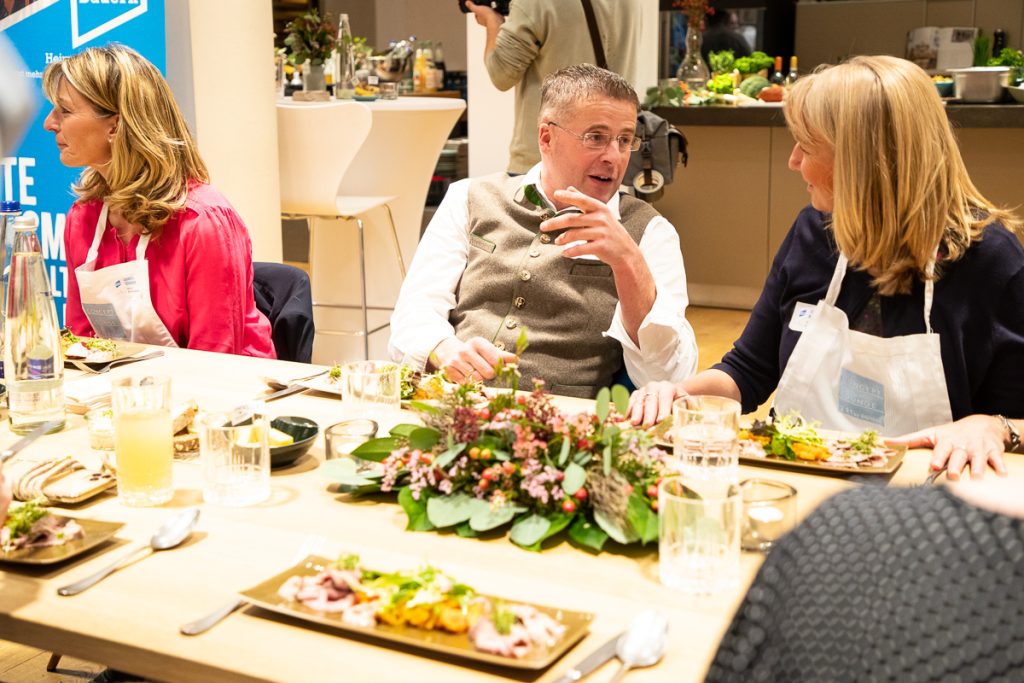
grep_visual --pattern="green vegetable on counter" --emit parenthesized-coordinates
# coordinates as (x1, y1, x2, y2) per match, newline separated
(708, 49, 735, 75)
(739, 75, 771, 98)
(706, 73, 735, 94)
(735, 51, 774, 76)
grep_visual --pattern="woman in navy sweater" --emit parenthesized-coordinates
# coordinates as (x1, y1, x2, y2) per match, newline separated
(630, 56, 1024, 477)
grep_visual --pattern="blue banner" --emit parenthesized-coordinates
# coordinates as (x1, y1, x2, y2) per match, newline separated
(1, 0, 165, 324)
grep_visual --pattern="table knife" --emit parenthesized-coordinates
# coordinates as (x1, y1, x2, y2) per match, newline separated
(0, 420, 63, 464)
(551, 632, 623, 683)
(261, 383, 309, 402)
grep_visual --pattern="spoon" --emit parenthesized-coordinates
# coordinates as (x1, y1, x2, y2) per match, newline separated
(261, 369, 330, 391)
(57, 508, 200, 597)
(606, 609, 668, 683)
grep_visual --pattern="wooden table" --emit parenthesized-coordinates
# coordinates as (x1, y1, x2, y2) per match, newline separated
(0, 346, 1000, 682)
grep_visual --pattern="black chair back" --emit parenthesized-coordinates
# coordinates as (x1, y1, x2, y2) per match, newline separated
(253, 262, 314, 363)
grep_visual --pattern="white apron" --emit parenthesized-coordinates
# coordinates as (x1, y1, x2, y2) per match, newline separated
(74, 203, 179, 347)
(773, 254, 952, 436)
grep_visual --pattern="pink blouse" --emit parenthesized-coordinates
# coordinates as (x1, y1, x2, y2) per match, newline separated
(64, 183, 276, 358)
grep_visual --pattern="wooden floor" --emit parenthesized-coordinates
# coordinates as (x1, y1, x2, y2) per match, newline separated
(0, 306, 750, 683)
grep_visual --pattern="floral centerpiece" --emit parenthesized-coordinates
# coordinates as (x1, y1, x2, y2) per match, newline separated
(673, 0, 713, 93)
(330, 335, 670, 553)
(284, 9, 336, 92)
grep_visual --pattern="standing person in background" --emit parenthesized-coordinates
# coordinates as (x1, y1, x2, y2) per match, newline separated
(42, 44, 275, 357)
(465, 0, 641, 174)
(700, 10, 751, 63)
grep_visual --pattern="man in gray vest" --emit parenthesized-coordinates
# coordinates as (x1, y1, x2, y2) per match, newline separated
(389, 64, 697, 398)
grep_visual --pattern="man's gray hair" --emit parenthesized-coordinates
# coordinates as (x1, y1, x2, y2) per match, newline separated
(538, 64, 640, 122)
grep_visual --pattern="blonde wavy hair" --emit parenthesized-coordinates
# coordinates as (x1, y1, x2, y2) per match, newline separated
(784, 55, 1022, 296)
(42, 44, 208, 238)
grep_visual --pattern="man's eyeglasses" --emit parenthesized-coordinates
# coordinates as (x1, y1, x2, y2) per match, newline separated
(545, 121, 641, 153)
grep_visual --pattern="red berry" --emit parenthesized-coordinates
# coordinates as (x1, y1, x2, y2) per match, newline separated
(646, 484, 658, 498)
(561, 499, 576, 514)
(478, 478, 490, 490)
(650, 499, 659, 512)
(502, 461, 516, 475)
(516, 395, 527, 405)
(468, 447, 480, 459)
(481, 448, 492, 459)
(555, 471, 565, 482)
(577, 438, 591, 450)
(573, 488, 588, 501)
(479, 408, 491, 420)
(481, 468, 495, 481)
(420, 452, 433, 464)
(623, 483, 634, 494)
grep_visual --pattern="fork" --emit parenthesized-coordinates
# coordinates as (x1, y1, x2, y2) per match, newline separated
(68, 350, 165, 374)
(921, 466, 947, 486)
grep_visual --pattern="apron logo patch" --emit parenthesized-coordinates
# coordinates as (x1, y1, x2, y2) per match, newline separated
(837, 368, 885, 426)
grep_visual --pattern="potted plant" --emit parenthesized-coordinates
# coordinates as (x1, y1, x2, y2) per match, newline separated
(284, 9, 336, 92)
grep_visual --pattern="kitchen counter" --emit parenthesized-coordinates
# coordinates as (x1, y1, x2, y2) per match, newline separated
(655, 102, 1024, 128)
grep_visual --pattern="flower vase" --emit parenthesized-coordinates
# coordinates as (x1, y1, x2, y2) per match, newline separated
(303, 61, 326, 92)
(677, 28, 710, 94)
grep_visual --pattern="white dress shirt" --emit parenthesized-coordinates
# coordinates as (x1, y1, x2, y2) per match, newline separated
(388, 164, 698, 386)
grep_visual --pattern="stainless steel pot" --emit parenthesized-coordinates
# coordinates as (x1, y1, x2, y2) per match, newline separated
(949, 66, 1010, 103)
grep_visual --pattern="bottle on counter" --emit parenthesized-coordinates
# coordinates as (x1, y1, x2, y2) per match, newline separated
(770, 56, 785, 85)
(992, 29, 1007, 57)
(784, 56, 799, 88)
(413, 47, 428, 93)
(422, 40, 437, 93)
(4, 213, 65, 434)
(0, 200, 20, 391)
(434, 41, 446, 91)
(335, 13, 356, 99)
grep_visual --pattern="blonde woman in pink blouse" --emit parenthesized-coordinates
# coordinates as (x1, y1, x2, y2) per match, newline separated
(42, 44, 274, 357)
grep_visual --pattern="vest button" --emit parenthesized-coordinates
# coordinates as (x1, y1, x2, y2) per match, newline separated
(519, 270, 531, 281)
(514, 296, 525, 308)
(529, 248, 540, 258)
(494, 340, 506, 350)
(506, 318, 518, 329)
(539, 234, 551, 244)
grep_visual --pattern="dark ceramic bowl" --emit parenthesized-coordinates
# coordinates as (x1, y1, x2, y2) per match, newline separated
(270, 416, 319, 468)
(934, 80, 954, 98)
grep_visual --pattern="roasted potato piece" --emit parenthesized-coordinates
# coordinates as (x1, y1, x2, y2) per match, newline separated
(791, 441, 829, 461)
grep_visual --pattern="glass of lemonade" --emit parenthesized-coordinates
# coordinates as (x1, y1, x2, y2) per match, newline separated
(112, 376, 174, 507)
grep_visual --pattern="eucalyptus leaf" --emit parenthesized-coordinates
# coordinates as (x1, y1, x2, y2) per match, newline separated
(567, 516, 609, 553)
(408, 427, 441, 451)
(562, 462, 586, 496)
(573, 452, 592, 466)
(320, 459, 378, 488)
(611, 384, 630, 416)
(595, 387, 610, 423)
(469, 501, 526, 532)
(603, 442, 612, 475)
(517, 512, 577, 551)
(594, 509, 639, 545)
(398, 487, 434, 532)
(426, 492, 477, 528)
(626, 493, 660, 545)
(408, 400, 441, 416)
(351, 437, 401, 462)
(558, 437, 572, 467)
(510, 514, 551, 548)
(434, 443, 466, 469)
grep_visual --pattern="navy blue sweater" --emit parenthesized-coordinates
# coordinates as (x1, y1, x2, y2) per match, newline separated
(715, 206, 1024, 420)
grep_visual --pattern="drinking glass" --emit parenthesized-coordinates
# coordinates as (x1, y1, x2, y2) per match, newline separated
(112, 376, 174, 507)
(340, 361, 400, 418)
(740, 479, 798, 552)
(672, 395, 741, 479)
(379, 82, 398, 100)
(659, 477, 741, 594)
(199, 406, 271, 507)
(324, 419, 378, 460)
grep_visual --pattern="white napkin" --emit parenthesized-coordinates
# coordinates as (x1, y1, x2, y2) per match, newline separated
(64, 375, 113, 414)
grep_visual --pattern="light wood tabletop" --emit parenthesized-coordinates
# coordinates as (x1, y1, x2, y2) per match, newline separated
(0, 346, 1011, 683)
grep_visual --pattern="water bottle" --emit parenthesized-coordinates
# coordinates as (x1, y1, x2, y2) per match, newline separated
(0, 200, 21, 389)
(335, 13, 355, 99)
(5, 213, 65, 434)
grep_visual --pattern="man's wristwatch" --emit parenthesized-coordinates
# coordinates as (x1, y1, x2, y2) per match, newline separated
(996, 414, 1020, 451)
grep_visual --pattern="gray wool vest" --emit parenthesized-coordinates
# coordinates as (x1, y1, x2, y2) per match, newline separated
(450, 173, 659, 398)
